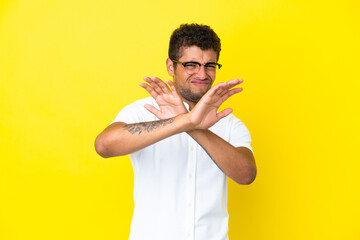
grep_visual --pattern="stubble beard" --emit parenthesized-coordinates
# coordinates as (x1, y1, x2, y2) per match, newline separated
(175, 83, 211, 103)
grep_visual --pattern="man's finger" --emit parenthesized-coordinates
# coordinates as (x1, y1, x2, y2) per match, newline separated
(152, 77, 171, 94)
(144, 104, 162, 119)
(220, 88, 243, 102)
(217, 108, 233, 120)
(222, 79, 243, 91)
(208, 79, 243, 98)
(144, 77, 163, 95)
(166, 79, 177, 93)
(148, 76, 169, 95)
(143, 76, 164, 95)
(228, 78, 243, 86)
(140, 82, 159, 99)
(206, 82, 227, 97)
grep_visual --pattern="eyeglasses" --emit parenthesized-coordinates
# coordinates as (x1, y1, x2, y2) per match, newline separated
(172, 59, 222, 75)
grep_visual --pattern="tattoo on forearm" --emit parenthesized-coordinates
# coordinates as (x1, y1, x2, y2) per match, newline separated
(122, 118, 174, 135)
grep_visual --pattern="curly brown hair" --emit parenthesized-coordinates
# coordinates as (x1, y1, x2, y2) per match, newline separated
(168, 23, 221, 62)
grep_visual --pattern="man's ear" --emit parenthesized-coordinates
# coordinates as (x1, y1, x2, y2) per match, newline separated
(166, 58, 174, 77)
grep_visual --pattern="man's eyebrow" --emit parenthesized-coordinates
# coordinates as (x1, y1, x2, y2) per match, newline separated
(184, 61, 217, 64)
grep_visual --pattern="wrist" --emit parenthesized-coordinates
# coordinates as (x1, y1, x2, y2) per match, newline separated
(176, 112, 196, 132)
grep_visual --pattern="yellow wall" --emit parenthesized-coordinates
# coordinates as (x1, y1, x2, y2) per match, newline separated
(1, 0, 359, 239)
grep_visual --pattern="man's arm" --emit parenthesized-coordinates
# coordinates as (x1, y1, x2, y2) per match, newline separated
(185, 80, 256, 184)
(187, 129, 256, 184)
(186, 80, 256, 184)
(95, 115, 188, 158)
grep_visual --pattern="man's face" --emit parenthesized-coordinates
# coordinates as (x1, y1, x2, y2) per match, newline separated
(168, 46, 218, 103)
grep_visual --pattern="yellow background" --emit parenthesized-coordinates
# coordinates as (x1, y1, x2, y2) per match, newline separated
(1, 0, 359, 239)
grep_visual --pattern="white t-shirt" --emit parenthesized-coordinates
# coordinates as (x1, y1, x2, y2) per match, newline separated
(112, 97, 253, 240)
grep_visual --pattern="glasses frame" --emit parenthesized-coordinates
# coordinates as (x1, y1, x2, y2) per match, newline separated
(171, 59, 222, 75)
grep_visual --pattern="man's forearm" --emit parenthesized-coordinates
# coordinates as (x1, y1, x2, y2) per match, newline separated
(95, 114, 191, 158)
(187, 129, 257, 185)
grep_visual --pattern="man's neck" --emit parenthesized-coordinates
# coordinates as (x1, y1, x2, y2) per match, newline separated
(182, 98, 197, 111)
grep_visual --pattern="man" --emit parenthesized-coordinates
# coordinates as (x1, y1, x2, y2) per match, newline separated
(95, 23, 256, 240)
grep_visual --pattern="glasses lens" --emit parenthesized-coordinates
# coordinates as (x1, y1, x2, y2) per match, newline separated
(184, 62, 200, 74)
(181, 62, 221, 75)
(205, 63, 218, 74)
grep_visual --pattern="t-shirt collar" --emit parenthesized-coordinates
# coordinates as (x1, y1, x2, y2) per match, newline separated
(183, 101, 190, 111)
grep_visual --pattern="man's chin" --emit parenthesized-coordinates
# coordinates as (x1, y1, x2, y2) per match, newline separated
(178, 85, 211, 103)
(182, 91, 206, 103)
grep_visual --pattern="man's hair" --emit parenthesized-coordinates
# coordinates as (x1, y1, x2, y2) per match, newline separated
(168, 23, 221, 62)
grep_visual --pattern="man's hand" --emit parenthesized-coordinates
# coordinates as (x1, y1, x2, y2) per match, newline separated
(188, 79, 243, 129)
(140, 77, 243, 130)
(140, 76, 188, 120)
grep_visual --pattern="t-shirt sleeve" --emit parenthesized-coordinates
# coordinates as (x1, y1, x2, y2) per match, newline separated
(228, 114, 253, 153)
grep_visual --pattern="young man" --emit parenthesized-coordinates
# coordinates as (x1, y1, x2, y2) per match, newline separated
(95, 23, 256, 240)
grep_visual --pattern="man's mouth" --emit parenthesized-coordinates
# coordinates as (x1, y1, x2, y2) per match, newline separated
(190, 80, 210, 86)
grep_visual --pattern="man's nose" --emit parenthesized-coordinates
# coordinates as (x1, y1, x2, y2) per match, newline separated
(196, 65, 207, 79)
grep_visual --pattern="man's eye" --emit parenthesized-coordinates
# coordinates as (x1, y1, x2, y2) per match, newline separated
(185, 63, 198, 68)
(206, 64, 216, 69)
